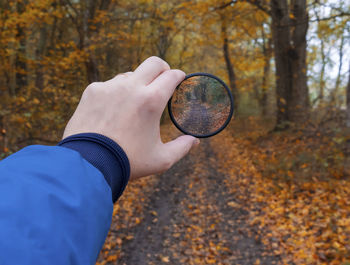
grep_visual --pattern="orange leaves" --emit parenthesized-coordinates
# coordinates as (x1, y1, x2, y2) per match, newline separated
(213, 126, 350, 265)
(97, 173, 158, 263)
(227, 201, 239, 208)
(96, 254, 118, 265)
(160, 255, 170, 263)
(105, 255, 117, 262)
(210, 126, 350, 264)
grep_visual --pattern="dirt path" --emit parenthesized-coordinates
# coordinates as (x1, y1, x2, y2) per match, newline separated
(100, 138, 281, 265)
(181, 100, 211, 135)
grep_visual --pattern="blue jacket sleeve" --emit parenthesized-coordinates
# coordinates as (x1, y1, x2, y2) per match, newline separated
(0, 133, 130, 265)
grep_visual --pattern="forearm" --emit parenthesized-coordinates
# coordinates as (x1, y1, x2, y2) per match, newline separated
(0, 134, 130, 264)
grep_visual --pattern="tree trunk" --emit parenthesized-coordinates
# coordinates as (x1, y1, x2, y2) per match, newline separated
(15, 1, 28, 94)
(83, 0, 100, 83)
(334, 32, 345, 105)
(261, 26, 272, 117)
(35, 26, 48, 90)
(220, 14, 238, 113)
(319, 37, 326, 104)
(69, 0, 108, 83)
(0, 115, 4, 153)
(270, 0, 292, 128)
(290, 0, 309, 120)
(346, 61, 350, 128)
(261, 56, 271, 116)
(85, 58, 100, 83)
(270, 0, 309, 129)
(344, 61, 350, 173)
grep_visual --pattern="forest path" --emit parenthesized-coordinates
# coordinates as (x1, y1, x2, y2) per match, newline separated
(98, 135, 281, 265)
(181, 99, 211, 135)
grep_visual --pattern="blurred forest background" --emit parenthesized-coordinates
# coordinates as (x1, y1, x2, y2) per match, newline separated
(0, 0, 349, 152)
(1, 0, 350, 264)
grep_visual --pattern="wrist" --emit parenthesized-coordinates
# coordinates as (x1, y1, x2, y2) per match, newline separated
(58, 133, 130, 202)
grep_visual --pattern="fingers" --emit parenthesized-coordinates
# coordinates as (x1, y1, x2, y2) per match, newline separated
(148, 69, 185, 102)
(163, 135, 200, 169)
(133, 56, 170, 85)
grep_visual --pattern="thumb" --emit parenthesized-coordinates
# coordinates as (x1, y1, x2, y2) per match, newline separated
(163, 135, 200, 166)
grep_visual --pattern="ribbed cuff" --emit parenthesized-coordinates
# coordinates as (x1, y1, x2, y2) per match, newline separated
(58, 133, 130, 203)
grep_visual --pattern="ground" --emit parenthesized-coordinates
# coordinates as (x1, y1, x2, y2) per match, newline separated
(97, 125, 282, 265)
(97, 120, 350, 265)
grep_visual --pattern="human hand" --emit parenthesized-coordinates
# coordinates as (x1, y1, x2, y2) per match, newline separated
(62, 56, 199, 179)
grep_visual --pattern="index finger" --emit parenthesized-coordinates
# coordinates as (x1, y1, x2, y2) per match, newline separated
(133, 56, 170, 85)
(147, 69, 185, 104)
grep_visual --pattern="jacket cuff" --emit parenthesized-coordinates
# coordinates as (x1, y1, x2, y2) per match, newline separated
(58, 133, 130, 203)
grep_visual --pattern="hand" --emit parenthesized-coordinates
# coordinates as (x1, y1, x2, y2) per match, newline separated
(62, 56, 200, 179)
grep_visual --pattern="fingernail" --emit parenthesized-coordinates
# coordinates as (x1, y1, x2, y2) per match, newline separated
(174, 69, 186, 79)
(194, 138, 200, 146)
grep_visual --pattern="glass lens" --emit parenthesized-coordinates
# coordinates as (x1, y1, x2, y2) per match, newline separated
(170, 75, 231, 136)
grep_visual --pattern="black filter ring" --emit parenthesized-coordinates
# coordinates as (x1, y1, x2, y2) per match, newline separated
(168, 72, 234, 138)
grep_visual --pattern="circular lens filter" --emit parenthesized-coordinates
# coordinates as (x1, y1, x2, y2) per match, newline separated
(168, 73, 234, 138)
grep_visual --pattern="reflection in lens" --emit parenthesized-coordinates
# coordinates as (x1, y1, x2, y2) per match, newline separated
(170, 75, 231, 136)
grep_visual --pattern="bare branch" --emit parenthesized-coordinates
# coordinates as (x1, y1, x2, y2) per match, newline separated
(244, 0, 270, 15)
(215, 0, 238, 10)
